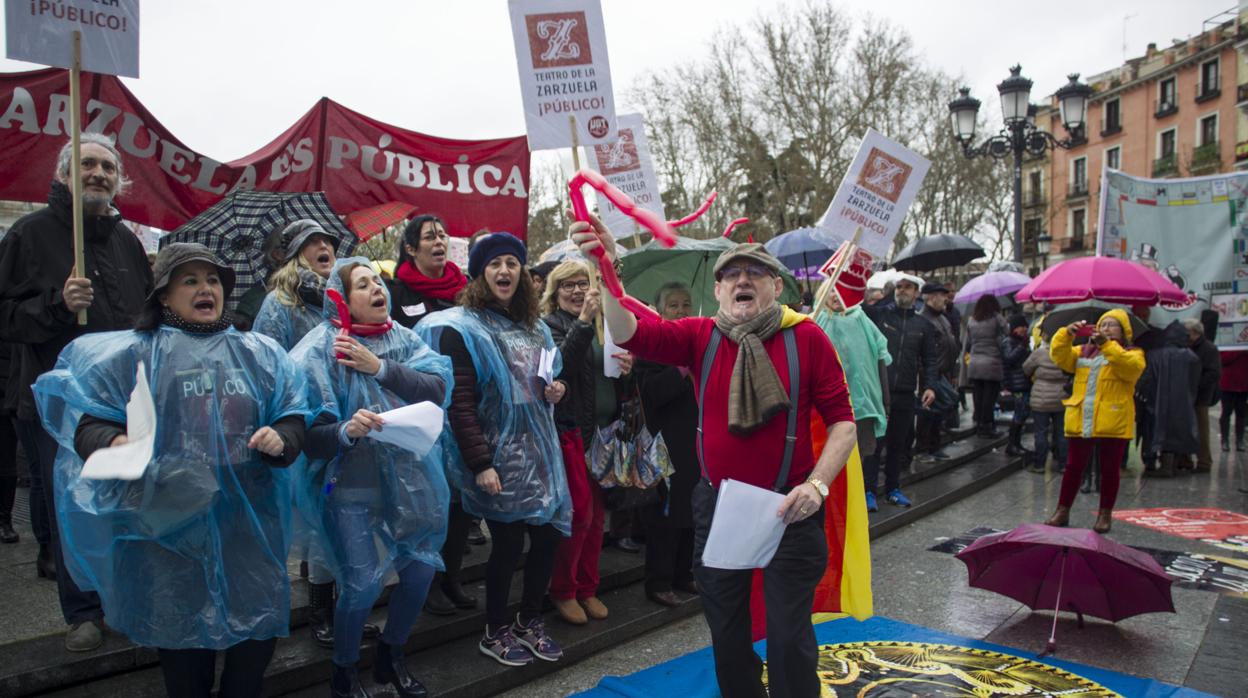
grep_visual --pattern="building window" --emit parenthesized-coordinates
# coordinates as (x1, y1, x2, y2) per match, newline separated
(1028, 170, 1042, 205)
(1199, 113, 1218, 146)
(1071, 156, 1088, 195)
(1071, 208, 1086, 244)
(1106, 146, 1121, 171)
(1159, 128, 1177, 158)
(1199, 59, 1220, 98)
(1024, 217, 1043, 254)
(1158, 77, 1177, 115)
(1102, 98, 1121, 134)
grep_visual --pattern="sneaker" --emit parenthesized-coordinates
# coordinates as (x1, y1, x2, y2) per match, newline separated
(478, 626, 533, 667)
(929, 449, 950, 460)
(865, 492, 878, 512)
(512, 614, 563, 662)
(886, 489, 912, 508)
(65, 620, 103, 652)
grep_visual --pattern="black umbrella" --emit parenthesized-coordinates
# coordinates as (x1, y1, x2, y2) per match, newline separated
(891, 234, 985, 271)
(1039, 301, 1151, 342)
(163, 191, 358, 308)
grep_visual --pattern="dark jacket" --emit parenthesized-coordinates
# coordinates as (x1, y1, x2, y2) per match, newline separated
(634, 359, 698, 527)
(1221, 350, 1248, 393)
(1191, 336, 1221, 406)
(0, 181, 152, 419)
(1139, 321, 1200, 456)
(918, 304, 956, 378)
(866, 302, 939, 396)
(388, 279, 459, 329)
(1000, 333, 1031, 393)
(542, 309, 597, 442)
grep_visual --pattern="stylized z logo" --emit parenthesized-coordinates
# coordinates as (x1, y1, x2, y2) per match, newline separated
(865, 156, 905, 194)
(537, 19, 580, 62)
(604, 132, 634, 169)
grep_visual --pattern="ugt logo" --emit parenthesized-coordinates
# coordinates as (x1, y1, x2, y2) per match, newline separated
(593, 128, 640, 175)
(856, 147, 912, 204)
(526, 12, 593, 68)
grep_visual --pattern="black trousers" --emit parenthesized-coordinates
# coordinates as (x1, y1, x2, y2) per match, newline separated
(867, 397, 915, 493)
(483, 519, 563, 628)
(913, 410, 942, 453)
(692, 480, 827, 698)
(1221, 391, 1247, 443)
(18, 419, 102, 624)
(0, 417, 16, 526)
(441, 501, 473, 583)
(157, 638, 277, 698)
(12, 418, 49, 544)
(971, 379, 1000, 427)
(640, 500, 694, 594)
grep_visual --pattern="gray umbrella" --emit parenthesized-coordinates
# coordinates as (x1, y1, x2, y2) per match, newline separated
(891, 234, 985, 272)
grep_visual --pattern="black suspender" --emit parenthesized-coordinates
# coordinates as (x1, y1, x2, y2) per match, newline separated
(696, 327, 800, 492)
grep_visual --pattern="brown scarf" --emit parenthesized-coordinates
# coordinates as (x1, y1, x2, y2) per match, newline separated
(714, 304, 789, 435)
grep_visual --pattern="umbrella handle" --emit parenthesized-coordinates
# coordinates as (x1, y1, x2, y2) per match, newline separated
(1047, 547, 1069, 652)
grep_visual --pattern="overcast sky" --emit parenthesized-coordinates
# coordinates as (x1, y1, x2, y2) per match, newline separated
(1, 0, 1238, 161)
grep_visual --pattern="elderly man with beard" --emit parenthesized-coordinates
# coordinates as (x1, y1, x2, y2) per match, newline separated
(571, 217, 856, 698)
(0, 133, 152, 652)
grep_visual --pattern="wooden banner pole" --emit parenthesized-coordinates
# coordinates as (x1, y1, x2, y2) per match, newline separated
(69, 30, 87, 326)
(568, 114, 582, 172)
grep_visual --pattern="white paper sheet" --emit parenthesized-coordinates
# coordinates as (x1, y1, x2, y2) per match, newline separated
(81, 362, 156, 481)
(364, 402, 445, 458)
(700, 479, 789, 570)
(602, 319, 623, 378)
(537, 348, 557, 385)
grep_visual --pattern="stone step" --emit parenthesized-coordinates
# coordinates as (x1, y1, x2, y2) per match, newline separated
(869, 449, 1024, 540)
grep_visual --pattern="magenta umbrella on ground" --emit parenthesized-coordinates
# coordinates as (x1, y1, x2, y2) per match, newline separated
(954, 270, 1032, 305)
(1014, 256, 1188, 306)
(955, 523, 1174, 655)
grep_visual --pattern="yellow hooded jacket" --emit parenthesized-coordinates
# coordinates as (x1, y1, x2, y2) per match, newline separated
(1049, 308, 1146, 439)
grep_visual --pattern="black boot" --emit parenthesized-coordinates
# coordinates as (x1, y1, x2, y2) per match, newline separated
(422, 573, 456, 616)
(442, 576, 478, 610)
(373, 641, 428, 698)
(309, 581, 336, 648)
(35, 543, 56, 580)
(330, 662, 370, 698)
(0, 475, 18, 544)
(1005, 424, 1027, 456)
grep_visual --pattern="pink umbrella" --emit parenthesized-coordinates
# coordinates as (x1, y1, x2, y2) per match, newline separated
(1014, 256, 1188, 306)
(955, 523, 1174, 655)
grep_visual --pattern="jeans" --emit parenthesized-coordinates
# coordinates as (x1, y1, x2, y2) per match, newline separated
(550, 430, 604, 600)
(1220, 391, 1247, 444)
(1031, 410, 1067, 468)
(158, 638, 277, 698)
(484, 519, 563, 629)
(18, 419, 102, 624)
(692, 480, 826, 698)
(327, 502, 436, 666)
(1011, 391, 1030, 426)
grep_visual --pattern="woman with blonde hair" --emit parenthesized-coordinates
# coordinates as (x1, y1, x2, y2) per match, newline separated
(253, 220, 340, 351)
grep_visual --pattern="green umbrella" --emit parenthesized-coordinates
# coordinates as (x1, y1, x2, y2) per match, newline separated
(620, 237, 801, 317)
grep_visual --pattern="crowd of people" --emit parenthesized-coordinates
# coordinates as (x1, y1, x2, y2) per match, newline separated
(0, 133, 1242, 698)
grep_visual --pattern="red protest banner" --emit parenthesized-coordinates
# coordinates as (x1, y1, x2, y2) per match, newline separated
(0, 68, 531, 238)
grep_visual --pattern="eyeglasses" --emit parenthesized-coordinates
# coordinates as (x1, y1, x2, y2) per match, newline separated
(717, 264, 772, 282)
(559, 280, 592, 291)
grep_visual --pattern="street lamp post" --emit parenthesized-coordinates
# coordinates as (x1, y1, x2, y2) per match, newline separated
(949, 66, 1092, 264)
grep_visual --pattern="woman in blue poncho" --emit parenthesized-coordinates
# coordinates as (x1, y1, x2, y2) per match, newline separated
(415, 233, 572, 668)
(33, 243, 309, 698)
(253, 219, 340, 351)
(291, 258, 451, 698)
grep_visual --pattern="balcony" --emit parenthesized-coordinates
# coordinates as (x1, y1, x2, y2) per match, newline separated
(1153, 154, 1179, 177)
(1196, 85, 1221, 104)
(1100, 123, 1122, 137)
(1023, 191, 1046, 208)
(1155, 99, 1178, 118)
(1191, 141, 1221, 173)
(1066, 181, 1090, 201)
(1063, 236, 1086, 253)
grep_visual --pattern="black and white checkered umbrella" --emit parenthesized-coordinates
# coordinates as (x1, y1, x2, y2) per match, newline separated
(163, 191, 358, 309)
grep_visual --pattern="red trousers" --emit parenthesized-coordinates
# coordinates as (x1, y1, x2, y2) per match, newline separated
(1059, 437, 1127, 510)
(550, 430, 605, 600)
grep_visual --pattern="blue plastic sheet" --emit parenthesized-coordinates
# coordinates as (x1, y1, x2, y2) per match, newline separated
(289, 258, 453, 610)
(416, 307, 571, 534)
(33, 327, 310, 650)
(253, 291, 323, 350)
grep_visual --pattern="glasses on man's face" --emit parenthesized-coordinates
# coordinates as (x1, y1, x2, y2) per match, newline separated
(559, 280, 592, 292)
(717, 264, 771, 282)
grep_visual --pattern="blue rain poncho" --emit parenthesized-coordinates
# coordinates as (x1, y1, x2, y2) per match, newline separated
(416, 307, 571, 534)
(814, 305, 892, 437)
(254, 291, 323, 350)
(33, 327, 309, 650)
(289, 258, 453, 609)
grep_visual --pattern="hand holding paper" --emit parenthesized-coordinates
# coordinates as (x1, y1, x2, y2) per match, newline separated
(700, 479, 789, 570)
(81, 362, 155, 481)
(363, 402, 444, 459)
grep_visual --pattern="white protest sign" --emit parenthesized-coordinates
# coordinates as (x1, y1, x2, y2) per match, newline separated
(508, 0, 616, 151)
(5, 0, 140, 78)
(591, 113, 665, 239)
(815, 129, 930, 259)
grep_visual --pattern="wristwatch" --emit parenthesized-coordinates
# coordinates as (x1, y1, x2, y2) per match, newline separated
(805, 476, 828, 500)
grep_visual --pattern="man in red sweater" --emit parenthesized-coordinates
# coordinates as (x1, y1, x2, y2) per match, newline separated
(571, 218, 857, 698)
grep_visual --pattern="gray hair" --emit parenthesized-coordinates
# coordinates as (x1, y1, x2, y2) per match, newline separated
(1181, 318, 1204, 335)
(54, 132, 130, 196)
(654, 281, 691, 309)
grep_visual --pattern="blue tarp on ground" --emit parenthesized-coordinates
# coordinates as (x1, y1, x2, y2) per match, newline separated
(574, 616, 1215, 697)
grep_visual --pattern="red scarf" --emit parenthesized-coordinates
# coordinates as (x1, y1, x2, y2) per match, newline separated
(324, 289, 393, 360)
(396, 259, 467, 302)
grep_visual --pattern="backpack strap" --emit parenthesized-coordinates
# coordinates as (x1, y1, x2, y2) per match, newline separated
(696, 326, 801, 492)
